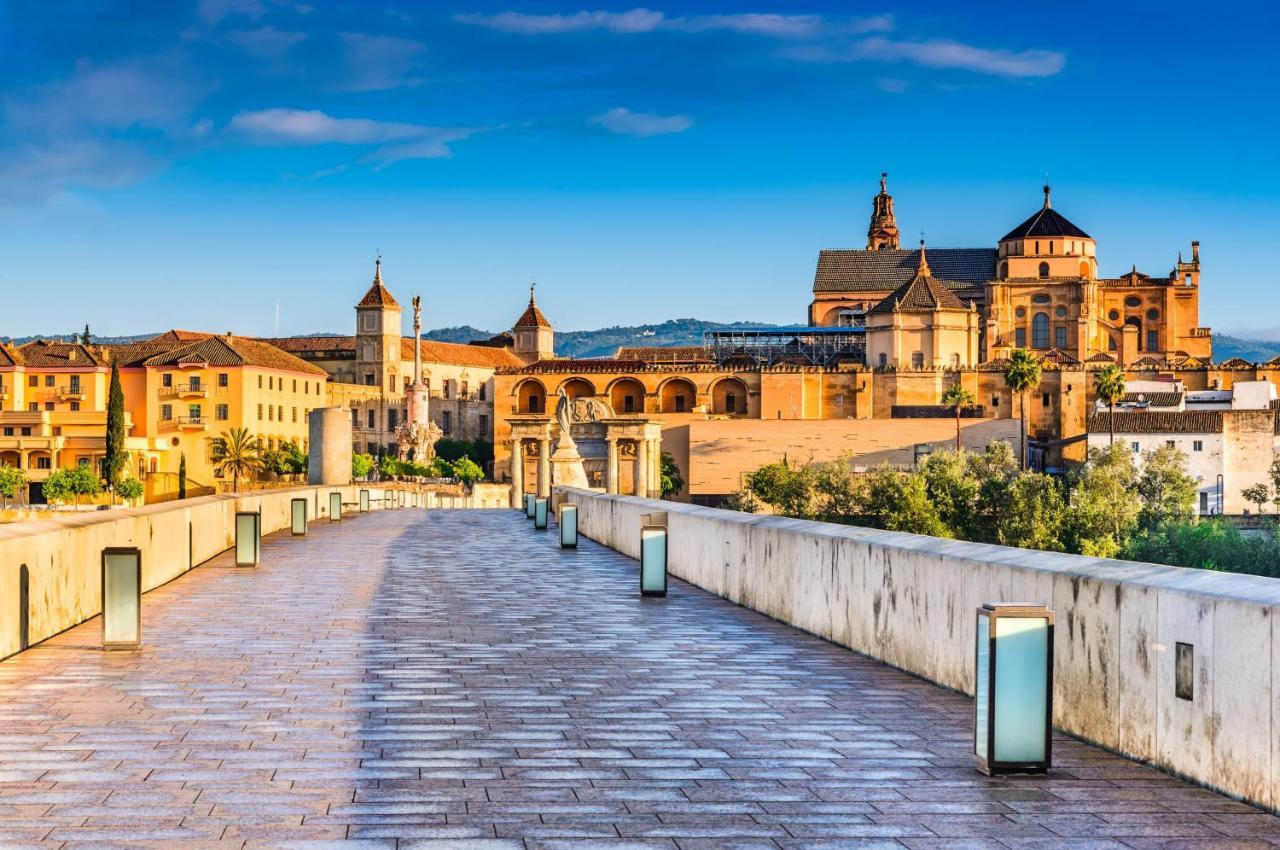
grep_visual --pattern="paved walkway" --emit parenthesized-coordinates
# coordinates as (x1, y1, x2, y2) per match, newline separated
(2, 510, 1279, 849)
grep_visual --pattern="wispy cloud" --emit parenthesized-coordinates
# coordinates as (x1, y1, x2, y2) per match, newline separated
(590, 107, 693, 137)
(453, 8, 884, 39)
(226, 26, 307, 60)
(198, 0, 266, 26)
(336, 32, 426, 91)
(789, 35, 1066, 78)
(229, 108, 483, 167)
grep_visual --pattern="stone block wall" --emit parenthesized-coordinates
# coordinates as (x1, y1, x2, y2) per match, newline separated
(559, 487, 1280, 812)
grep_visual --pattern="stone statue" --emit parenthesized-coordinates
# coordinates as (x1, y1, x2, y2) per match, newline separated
(549, 388, 591, 489)
(397, 417, 442, 463)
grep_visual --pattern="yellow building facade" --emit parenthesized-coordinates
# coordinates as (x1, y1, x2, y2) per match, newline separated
(0, 333, 326, 503)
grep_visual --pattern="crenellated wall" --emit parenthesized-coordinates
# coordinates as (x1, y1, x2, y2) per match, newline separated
(559, 487, 1280, 813)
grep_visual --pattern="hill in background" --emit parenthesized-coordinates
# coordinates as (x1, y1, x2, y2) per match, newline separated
(9, 323, 1280, 364)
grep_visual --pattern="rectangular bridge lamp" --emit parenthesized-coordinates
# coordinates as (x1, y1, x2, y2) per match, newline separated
(560, 504, 578, 548)
(235, 511, 261, 567)
(534, 497, 548, 529)
(640, 524, 668, 597)
(329, 491, 342, 522)
(359, 489, 370, 513)
(974, 602, 1054, 775)
(102, 547, 142, 649)
(291, 497, 307, 536)
(525, 493, 536, 518)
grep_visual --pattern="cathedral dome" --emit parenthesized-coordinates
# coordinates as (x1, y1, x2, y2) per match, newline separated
(997, 185, 1097, 280)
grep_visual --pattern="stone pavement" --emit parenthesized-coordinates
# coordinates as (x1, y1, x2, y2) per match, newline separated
(2, 510, 1279, 849)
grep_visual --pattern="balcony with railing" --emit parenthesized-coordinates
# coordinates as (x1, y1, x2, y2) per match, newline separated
(57, 384, 85, 401)
(163, 382, 209, 399)
(177, 415, 207, 430)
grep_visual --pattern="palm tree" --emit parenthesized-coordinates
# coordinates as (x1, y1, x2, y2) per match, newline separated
(1093, 364, 1127, 446)
(211, 427, 263, 492)
(1003, 349, 1042, 469)
(941, 384, 976, 452)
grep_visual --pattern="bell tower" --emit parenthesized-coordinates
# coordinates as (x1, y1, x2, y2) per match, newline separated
(355, 256, 403, 392)
(867, 172, 900, 251)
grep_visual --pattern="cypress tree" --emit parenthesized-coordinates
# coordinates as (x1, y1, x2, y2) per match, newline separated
(104, 360, 126, 492)
(178, 453, 187, 500)
(81, 323, 91, 345)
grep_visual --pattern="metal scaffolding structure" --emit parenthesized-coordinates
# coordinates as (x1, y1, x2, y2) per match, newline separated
(703, 326, 867, 367)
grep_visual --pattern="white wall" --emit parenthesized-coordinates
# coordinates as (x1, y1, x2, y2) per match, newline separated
(560, 487, 1280, 813)
(1087, 432, 1223, 514)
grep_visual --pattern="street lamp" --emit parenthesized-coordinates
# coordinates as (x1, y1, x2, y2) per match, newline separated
(640, 513, 667, 597)
(359, 489, 370, 512)
(974, 602, 1054, 775)
(235, 511, 261, 567)
(525, 492, 536, 518)
(329, 491, 342, 522)
(101, 547, 142, 650)
(534, 497, 548, 529)
(291, 497, 307, 536)
(559, 504, 578, 548)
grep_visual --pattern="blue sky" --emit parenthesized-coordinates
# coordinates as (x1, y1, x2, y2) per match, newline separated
(1, 1, 1277, 339)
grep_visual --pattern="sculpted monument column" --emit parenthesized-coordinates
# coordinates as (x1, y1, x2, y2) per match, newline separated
(633, 438, 648, 498)
(606, 437, 620, 494)
(537, 437, 551, 499)
(509, 438, 524, 508)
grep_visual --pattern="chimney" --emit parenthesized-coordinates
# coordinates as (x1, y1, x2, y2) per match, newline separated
(1191, 240, 1200, 263)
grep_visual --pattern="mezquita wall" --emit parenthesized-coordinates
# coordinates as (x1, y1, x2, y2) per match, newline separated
(561, 487, 1280, 812)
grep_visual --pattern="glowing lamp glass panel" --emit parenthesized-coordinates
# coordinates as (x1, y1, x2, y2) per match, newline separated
(291, 498, 307, 536)
(534, 498, 548, 529)
(640, 526, 667, 597)
(560, 504, 578, 548)
(102, 548, 141, 648)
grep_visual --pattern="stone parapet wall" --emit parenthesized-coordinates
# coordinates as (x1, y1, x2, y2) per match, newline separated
(0, 484, 390, 660)
(559, 487, 1280, 812)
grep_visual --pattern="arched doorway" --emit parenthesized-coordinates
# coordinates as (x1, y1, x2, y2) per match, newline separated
(1125, 317, 1143, 350)
(660, 378, 697, 413)
(516, 379, 547, 414)
(711, 378, 749, 415)
(609, 378, 646, 414)
(559, 378, 595, 399)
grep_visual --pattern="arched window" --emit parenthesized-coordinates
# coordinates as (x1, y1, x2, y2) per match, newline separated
(1038, 262, 1050, 278)
(999, 261, 1008, 278)
(1032, 312, 1050, 348)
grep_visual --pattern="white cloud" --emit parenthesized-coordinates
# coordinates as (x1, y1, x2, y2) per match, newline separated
(454, 9, 665, 34)
(336, 32, 426, 91)
(453, 8, 870, 39)
(590, 107, 693, 137)
(198, 0, 266, 25)
(227, 26, 307, 60)
(229, 108, 484, 166)
(792, 35, 1066, 78)
(228, 108, 429, 144)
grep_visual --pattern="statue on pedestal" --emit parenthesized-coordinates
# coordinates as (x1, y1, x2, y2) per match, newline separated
(396, 295, 443, 462)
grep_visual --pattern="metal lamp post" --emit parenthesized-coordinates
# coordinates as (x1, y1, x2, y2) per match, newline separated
(974, 602, 1054, 775)
(291, 497, 307, 536)
(101, 547, 142, 649)
(559, 503, 578, 548)
(235, 511, 261, 567)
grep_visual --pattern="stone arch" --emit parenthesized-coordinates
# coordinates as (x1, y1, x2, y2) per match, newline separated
(710, 376, 749, 415)
(608, 377, 646, 414)
(658, 377, 698, 413)
(0, 450, 19, 468)
(515, 378, 547, 414)
(558, 377, 596, 399)
(1079, 259, 1090, 278)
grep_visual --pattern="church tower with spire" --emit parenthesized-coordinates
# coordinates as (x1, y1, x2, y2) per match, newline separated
(355, 256, 403, 392)
(512, 283, 555, 363)
(867, 172, 900, 251)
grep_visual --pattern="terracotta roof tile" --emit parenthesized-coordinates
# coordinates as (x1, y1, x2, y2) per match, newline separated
(16, 340, 108, 368)
(1090, 411, 1222, 434)
(615, 346, 710, 363)
(507, 358, 647, 374)
(1122, 391, 1182, 407)
(398, 338, 523, 368)
(868, 273, 968, 315)
(514, 296, 552, 329)
(112, 336, 327, 375)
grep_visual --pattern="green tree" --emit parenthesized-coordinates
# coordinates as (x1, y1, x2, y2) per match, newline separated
(1093, 364, 1127, 446)
(283, 440, 308, 475)
(862, 466, 950, 537)
(1136, 445, 1198, 530)
(352, 452, 374, 479)
(1242, 482, 1271, 515)
(1270, 459, 1280, 515)
(103, 361, 127, 494)
(659, 452, 684, 499)
(1064, 443, 1141, 558)
(115, 477, 144, 505)
(940, 384, 976, 452)
(807, 455, 861, 521)
(44, 465, 103, 507)
(380, 456, 403, 478)
(177, 452, 187, 500)
(746, 459, 812, 517)
(451, 456, 484, 484)
(998, 472, 1065, 551)
(968, 441, 1020, 543)
(0, 463, 25, 508)
(81, 323, 91, 344)
(211, 427, 262, 492)
(260, 448, 290, 476)
(920, 449, 979, 538)
(1003, 349, 1042, 469)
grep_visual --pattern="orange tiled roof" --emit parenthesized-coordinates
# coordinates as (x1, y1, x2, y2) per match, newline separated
(15, 340, 109, 368)
(514, 293, 552, 329)
(356, 260, 401, 309)
(615, 346, 711, 363)
(145, 329, 214, 343)
(112, 335, 327, 375)
(398, 338, 523, 368)
(1090, 411, 1222, 434)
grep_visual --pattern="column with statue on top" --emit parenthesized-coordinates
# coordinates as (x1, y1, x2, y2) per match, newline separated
(397, 295, 443, 463)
